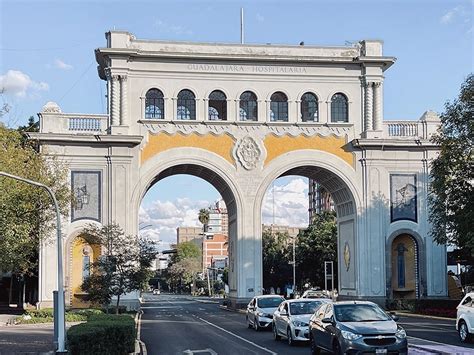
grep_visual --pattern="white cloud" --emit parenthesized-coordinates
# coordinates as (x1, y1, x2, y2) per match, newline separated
(139, 198, 210, 244)
(262, 178, 309, 227)
(54, 59, 73, 70)
(256, 13, 265, 23)
(154, 19, 193, 36)
(440, 5, 465, 24)
(0, 70, 49, 98)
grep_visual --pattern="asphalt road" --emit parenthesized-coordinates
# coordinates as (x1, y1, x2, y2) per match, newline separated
(140, 293, 474, 355)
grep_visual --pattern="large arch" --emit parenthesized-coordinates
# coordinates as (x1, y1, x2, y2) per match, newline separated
(255, 149, 362, 297)
(130, 147, 246, 298)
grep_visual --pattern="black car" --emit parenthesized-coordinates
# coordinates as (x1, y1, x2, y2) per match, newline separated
(309, 301, 408, 355)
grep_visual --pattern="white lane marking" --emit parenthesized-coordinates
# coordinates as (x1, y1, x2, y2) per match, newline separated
(408, 335, 474, 351)
(183, 349, 218, 354)
(197, 317, 277, 355)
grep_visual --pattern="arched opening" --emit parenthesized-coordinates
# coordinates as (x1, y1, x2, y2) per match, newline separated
(138, 164, 238, 296)
(177, 89, 196, 120)
(301, 92, 319, 122)
(258, 162, 358, 299)
(331, 93, 349, 123)
(390, 233, 419, 299)
(270, 92, 288, 122)
(69, 235, 101, 308)
(239, 91, 258, 121)
(145, 88, 164, 119)
(208, 90, 227, 120)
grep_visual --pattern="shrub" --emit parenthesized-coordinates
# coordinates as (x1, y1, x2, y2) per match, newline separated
(25, 308, 54, 318)
(67, 314, 136, 355)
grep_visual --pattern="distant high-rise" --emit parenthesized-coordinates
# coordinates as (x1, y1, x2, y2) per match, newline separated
(308, 179, 334, 222)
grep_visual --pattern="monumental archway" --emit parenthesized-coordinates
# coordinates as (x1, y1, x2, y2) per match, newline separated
(33, 31, 447, 309)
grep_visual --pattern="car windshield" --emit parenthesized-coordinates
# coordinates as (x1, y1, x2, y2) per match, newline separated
(257, 297, 283, 308)
(334, 304, 391, 322)
(290, 301, 325, 315)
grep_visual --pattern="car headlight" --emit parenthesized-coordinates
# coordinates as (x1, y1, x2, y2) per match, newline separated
(396, 327, 406, 339)
(341, 330, 362, 340)
(292, 320, 308, 327)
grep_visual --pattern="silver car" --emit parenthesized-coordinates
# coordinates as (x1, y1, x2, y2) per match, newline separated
(246, 295, 285, 331)
(273, 299, 331, 345)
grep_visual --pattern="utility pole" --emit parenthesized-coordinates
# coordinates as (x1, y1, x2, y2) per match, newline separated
(292, 237, 296, 294)
(0, 172, 66, 353)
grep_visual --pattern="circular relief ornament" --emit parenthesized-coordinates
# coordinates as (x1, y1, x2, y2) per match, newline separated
(236, 136, 261, 170)
(344, 242, 350, 271)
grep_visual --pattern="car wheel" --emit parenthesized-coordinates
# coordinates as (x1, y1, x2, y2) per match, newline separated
(287, 327, 294, 346)
(459, 320, 472, 343)
(333, 340, 342, 355)
(253, 318, 259, 331)
(310, 335, 321, 355)
(273, 323, 281, 340)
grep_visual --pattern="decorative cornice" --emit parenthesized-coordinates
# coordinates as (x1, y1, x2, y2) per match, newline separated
(140, 121, 353, 139)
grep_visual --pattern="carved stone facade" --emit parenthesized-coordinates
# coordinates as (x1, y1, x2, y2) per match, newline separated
(33, 31, 446, 309)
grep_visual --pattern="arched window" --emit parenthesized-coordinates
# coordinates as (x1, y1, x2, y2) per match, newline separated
(331, 93, 348, 122)
(239, 91, 258, 121)
(301, 92, 318, 122)
(208, 90, 227, 120)
(270, 92, 288, 122)
(177, 89, 196, 120)
(145, 89, 164, 119)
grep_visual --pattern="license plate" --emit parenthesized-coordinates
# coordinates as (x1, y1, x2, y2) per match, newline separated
(375, 349, 387, 354)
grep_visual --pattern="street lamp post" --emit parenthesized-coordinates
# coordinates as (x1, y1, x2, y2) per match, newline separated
(0, 172, 66, 353)
(288, 237, 296, 296)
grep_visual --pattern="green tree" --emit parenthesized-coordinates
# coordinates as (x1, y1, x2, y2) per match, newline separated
(198, 208, 210, 226)
(262, 229, 292, 292)
(0, 125, 70, 303)
(429, 74, 474, 253)
(81, 223, 157, 313)
(17, 116, 40, 133)
(296, 211, 337, 289)
(166, 241, 201, 293)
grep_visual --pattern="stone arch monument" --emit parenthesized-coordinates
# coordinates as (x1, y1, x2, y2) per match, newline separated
(32, 31, 446, 309)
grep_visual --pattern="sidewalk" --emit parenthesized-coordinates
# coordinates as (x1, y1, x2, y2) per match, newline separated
(0, 323, 55, 355)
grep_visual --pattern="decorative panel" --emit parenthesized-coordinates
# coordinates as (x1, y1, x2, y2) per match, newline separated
(390, 174, 417, 223)
(71, 171, 101, 222)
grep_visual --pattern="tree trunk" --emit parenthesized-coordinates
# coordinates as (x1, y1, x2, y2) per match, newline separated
(8, 275, 13, 306)
(115, 294, 120, 314)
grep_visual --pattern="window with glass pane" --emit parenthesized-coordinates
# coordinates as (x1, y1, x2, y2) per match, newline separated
(331, 93, 348, 122)
(145, 89, 164, 119)
(208, 90, 227, 120)
(177, 89, 196, 120)
(270, 92, 288, 121)
(301, 92, 318, 122)
(239, 91, 258, 121)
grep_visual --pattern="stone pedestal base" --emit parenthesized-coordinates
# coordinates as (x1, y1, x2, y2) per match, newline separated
(109, 125, 130, 135)
(226, 296, 251, 310)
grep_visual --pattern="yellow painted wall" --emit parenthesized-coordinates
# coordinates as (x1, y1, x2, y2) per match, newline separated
(141, 132, 235, 165)
(70, 237, 101, 308)
(264, 134, 354, 168)
(391, 234, 417, 299)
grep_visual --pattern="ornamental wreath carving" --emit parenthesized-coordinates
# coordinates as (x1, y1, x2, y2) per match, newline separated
(236, 136, 261, 170)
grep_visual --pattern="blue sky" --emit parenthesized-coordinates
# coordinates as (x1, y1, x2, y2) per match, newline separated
(1, 0, 472, 243)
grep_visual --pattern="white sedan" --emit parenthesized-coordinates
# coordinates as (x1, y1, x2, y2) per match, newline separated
(457, 292, 474, 342)
(246, 295, 285, 331)
(272, 298, 331, 345)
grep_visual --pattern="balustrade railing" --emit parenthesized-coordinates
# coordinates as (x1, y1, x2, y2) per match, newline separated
(68, 117, 103, 132)
(385, 121, 419, 138)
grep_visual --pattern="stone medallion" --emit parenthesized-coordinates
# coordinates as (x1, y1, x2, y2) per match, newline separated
(235, 136, 261, 170)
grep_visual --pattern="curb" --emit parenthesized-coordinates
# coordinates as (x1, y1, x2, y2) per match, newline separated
(219, 305, 246, 314)
(135, 310, 147, 355)
(395, 311, 456, 321)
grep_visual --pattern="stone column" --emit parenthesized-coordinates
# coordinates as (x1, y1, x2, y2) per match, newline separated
(235, 99, 241, 121)
(120, 75, 128, 126)
(111, 75, 120, 126)
(201, 98, 208, 122)
(364, 82, 373, 132)
(295, 100, 301, 123)
(373, 82, 382, 131)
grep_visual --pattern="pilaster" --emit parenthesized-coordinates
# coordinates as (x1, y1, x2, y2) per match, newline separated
(110, 75, 120, 127)
(364, 82, 373, 131)
(120, 75, 128, 126)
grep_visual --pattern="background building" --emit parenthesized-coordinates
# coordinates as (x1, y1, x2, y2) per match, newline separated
(262, 224, 301, 239)
(308, 179, 334, 221)
(177, 226, 202, 244)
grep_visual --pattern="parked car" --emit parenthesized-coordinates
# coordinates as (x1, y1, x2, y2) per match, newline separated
(246, 295, 285, 331)
(457, 292, 474, 342)
(152, 289, 161, 295)
(272, 298, 331, 346)
(301, 289, 330, 299)
(309, 301, 407, 355)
